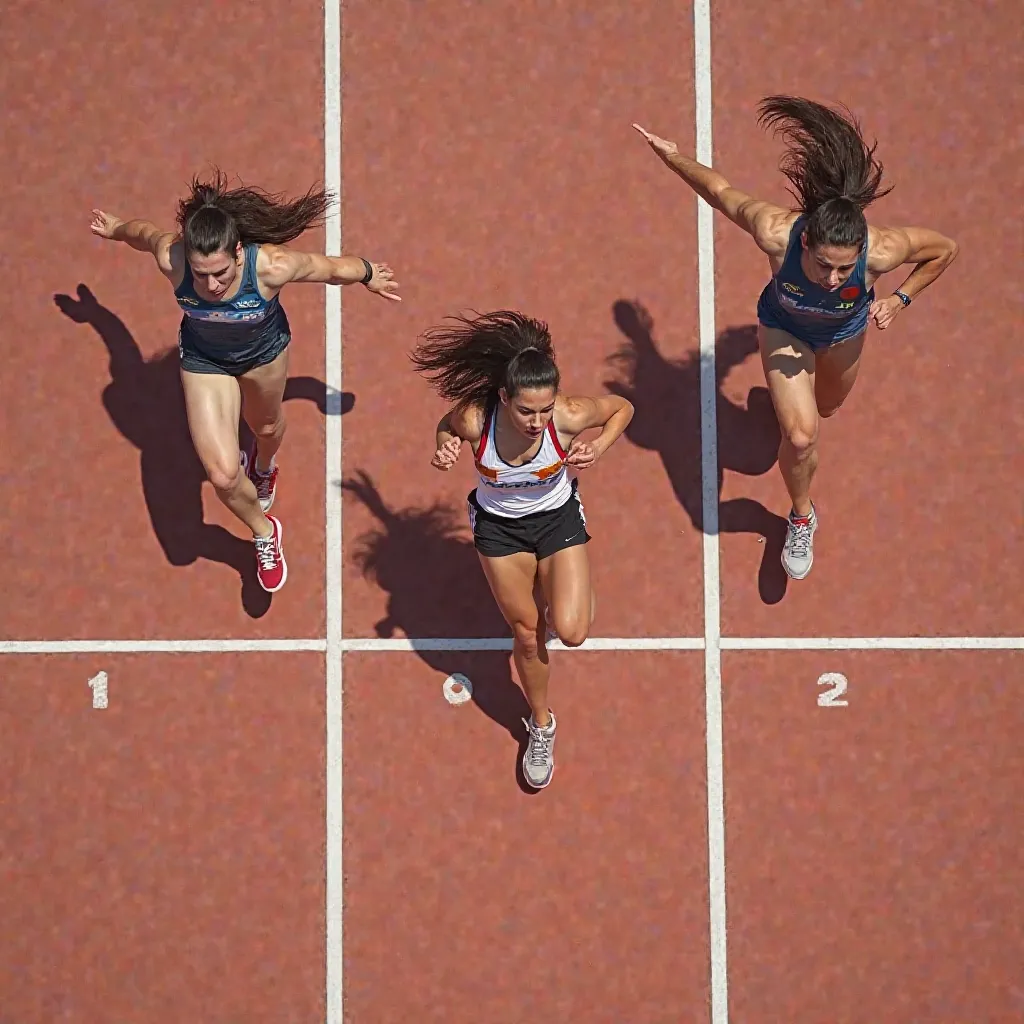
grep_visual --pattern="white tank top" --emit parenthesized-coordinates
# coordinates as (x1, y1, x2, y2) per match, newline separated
(472, 401, 572, 517)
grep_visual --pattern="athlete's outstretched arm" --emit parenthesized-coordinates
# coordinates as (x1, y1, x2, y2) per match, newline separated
(631, 124, 791, 257)
(262, 247, 401, 301)
(90, 210, 176, 273)
(866, 225, 959, 330)
(555, 394, 634, 470)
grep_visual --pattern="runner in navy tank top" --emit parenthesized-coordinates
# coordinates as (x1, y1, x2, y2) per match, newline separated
(634, 97, 957, 582)
(89, 169, 400, 594)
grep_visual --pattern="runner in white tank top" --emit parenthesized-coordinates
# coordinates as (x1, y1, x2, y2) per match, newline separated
(471, 398, 572, 516)
(412, 309, 634, 791)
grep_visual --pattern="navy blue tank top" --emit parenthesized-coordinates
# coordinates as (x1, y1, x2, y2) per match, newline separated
(756, 215, 873, 346)
(174, 243, 290, 349)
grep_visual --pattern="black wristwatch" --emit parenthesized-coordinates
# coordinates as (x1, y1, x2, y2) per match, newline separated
(359, 258, 374, 285)
(894, 289, 911, 307)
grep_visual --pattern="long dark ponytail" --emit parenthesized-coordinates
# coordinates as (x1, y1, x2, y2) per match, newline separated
(756, 95, 893, 249)
(410, 310, 560, 410)
(175, 168, 336, 257)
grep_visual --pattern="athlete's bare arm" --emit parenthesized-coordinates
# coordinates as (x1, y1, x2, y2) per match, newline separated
(260, 246, 401, 301)
(89, 210, 177, 275)
(866, 224, 959, 329)
(632, 124, 793, 257)
(431, 403, 485, 471)
(553, 394, 634, 470)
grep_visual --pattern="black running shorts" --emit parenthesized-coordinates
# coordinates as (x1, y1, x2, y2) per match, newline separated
(467, 480, 591, 560)
(178, 327, 291, 376)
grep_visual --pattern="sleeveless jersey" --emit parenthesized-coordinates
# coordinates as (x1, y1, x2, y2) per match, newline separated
(756, 215, 873, 346)
(174, 242, 290, 350)
(472, 402, 572, 517)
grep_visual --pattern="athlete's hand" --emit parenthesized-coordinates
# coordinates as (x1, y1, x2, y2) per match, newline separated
(364, 262, 402, 302)
(632, 123, 679, 161)
(869, 295, 904, 331)
(431, 436, 462, 471)
(564, 439, 598, 471)
(89, 210, 123, 240)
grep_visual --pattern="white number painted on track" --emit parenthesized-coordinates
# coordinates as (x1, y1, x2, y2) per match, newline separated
(88, 671, 108, 709)
(817, 672, 848, 707)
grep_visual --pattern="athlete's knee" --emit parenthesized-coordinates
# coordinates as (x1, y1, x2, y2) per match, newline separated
(251, 411, 285, 441)
(512, 620, 541, 659)
(205, 457, 244, 494)
(556, 619, 589, 648)
(781, 419, 819, 456)
(549, 600, 592, 648)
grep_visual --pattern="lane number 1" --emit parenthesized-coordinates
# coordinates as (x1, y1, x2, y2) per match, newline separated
(88, 672, 108, 709)
(817, 672, 848, 707)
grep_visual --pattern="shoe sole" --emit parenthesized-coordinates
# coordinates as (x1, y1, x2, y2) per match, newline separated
(523, 761, 554, 789)
(782, 555, 813, 580)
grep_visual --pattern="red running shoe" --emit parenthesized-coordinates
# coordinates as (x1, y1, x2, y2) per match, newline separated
(254, 515, 287, 592)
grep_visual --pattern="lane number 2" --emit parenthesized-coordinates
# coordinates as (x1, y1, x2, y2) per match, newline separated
(817, 672, 848, 707)
(88, 671, 109, 709)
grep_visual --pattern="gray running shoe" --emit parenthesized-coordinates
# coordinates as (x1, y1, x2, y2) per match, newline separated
(782, 504, 818, 580)
(522, 712, 557, 789)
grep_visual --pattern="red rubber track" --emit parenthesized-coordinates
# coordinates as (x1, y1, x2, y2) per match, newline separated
(2, 0, 1021, 1021)
(3, 0, 329, 637)
(711, 0, 1023, 628)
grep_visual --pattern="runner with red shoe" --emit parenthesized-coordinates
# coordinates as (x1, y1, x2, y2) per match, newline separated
(90, 170, 400, 592)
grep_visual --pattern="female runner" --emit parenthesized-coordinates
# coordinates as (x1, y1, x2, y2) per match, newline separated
(634, 96, 958, 579)
(89, 170, 400, 592)
(411, 310, 634, 789)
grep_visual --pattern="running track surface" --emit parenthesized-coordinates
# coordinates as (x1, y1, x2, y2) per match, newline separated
(2, 2, 1021, 1022)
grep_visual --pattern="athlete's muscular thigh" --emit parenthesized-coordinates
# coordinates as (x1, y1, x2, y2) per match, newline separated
(813, 331, 866, 418)
(477, 551, 541, 638)
(757, 325, 818, 446)
(239, 346, 289, 432)
(537, 545, 591, 647)
(180, 369, 244, 490)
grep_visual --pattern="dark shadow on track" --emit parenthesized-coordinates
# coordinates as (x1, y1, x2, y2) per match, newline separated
(341, 471, 539, 793)
(54, 283, 353, 619)
(604, 299, 790, 604)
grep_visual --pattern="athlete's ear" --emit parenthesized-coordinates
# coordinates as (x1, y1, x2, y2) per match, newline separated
(800, 231, 809, 250)
(498, 387, 508, 405)
(235, 242, 243, 261)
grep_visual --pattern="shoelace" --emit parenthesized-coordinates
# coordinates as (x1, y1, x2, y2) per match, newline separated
(254, 474, 273, 500)
(787, 518, 813, 557)
(254, 532, 278, 570)
(523, 718, 553, 766)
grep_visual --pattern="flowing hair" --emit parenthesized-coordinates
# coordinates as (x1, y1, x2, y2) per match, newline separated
(175, 168, 336, 256)
(756, 95, 893, 249)
(410, 309, 560, 409)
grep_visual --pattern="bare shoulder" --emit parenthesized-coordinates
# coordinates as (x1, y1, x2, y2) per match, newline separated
(162, 237, 186, 286)
(716, 185, 796, 258)
(447, 400, 487, 445)
(255, 243, 300, 290)
(866, 223, 959, 274)
(751, 206, 799, 257)
(553, 393, 630, 435)
(553, 394, 593, 433)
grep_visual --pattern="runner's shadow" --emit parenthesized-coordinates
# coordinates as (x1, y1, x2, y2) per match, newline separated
(341, 471, 539, 793)
(604, 299, 790, 604)
(54, 283, 354, 618)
